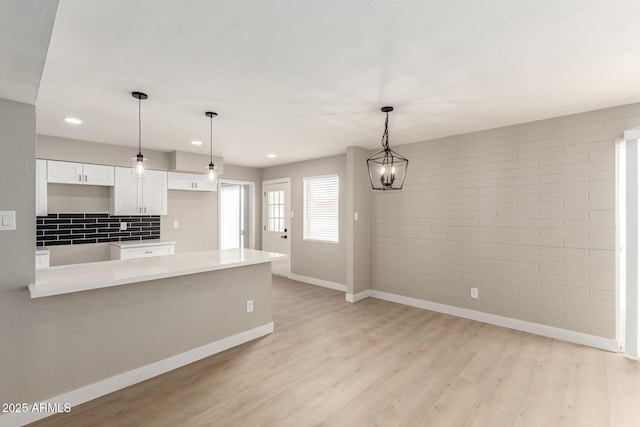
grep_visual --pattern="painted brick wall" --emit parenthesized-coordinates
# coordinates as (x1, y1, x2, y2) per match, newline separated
(370, 103, 640, 338)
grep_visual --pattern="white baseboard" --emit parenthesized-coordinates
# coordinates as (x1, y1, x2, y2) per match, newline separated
(288, 273, 347, 292)
(345, 290, 371, 303)
(369, 290, 619, 353)
(0, 322, 274, 427)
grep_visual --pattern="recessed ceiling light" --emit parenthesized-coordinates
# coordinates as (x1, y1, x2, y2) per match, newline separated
(267, 153, 277, 158)
(64, 117, 82, 124)
(191, 140, 203, 146)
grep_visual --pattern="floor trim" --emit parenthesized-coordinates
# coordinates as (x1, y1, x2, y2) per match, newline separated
(370, 290, 619, 352)
(0, 322, 274, 427)
(345, 290, 371, 303)
(289, 273, 347, 292)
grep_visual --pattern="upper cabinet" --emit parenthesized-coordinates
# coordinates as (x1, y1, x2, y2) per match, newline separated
(47, 160, 114, 186)
(36, 159, 47, 216)
(111, 167, 168, 215)
(167, 172, 217, 192)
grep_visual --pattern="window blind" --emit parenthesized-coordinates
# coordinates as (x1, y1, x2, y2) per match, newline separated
(303, 174, 339, 243)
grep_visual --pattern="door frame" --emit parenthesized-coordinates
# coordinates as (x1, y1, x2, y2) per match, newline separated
(218, 179, 256, 250)
(618, 132, 640, 358)
(262, 177, 291, 277)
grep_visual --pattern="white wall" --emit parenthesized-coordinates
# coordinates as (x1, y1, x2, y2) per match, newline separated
(370, 103, 640, 339)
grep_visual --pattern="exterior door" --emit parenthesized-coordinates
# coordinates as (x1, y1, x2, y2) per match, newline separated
(262, 178, 291, 276)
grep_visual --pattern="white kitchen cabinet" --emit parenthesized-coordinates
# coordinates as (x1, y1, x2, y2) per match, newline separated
(112, 167, 168, 215)
(110, 241, 175, 260)
(168, 171, 217, 192)
(47, 160, 114, 186)
(36, 159, 48, 216)
(83, 163, 115, 186)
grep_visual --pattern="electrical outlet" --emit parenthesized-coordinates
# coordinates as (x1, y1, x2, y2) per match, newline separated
(246, 300, 254, 313)
(354, 212, 359, 221)
(173, 220, 179, 229)
(471, 288, 479, 299)
(120, 222, 127, 231)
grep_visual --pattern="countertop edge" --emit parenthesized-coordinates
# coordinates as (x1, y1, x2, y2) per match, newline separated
(28, 250, 286, 299)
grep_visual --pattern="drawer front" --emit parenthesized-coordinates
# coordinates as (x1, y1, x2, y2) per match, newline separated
(120, 245, 175, 260)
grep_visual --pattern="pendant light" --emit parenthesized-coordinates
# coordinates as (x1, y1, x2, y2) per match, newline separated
(205, 111, 218, 184)
(366, 106, 408, 190)
(131, 91, 148, 178)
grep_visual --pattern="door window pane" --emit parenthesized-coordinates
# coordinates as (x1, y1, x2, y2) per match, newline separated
(267, 190, 285, 232)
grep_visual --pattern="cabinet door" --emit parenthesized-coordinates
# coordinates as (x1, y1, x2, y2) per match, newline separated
(192, 174, 218, 192)
(84, 164, 115, 186)
(47, 160, 84, 184)
(36, 159, 48, 216)
(167, 172, 194, 191)
(142, 170, 168, 215)
(112, 167, 142, 215)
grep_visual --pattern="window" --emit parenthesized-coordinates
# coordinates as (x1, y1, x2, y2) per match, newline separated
(303, 174, 339, 243)
(267, 190, 285, 232)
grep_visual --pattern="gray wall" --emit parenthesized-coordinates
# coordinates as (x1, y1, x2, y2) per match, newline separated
(37, 135, 263, 264)
(346, 146, 370, 295)
(263, 155, 347, 285)
(0, 97, 37, 307)
(370, 103, 640, 339)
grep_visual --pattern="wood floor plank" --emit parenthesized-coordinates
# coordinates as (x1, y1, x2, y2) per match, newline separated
(28, 277, 640, 427)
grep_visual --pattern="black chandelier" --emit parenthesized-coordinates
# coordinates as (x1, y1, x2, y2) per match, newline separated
(366, 106, 408, 190)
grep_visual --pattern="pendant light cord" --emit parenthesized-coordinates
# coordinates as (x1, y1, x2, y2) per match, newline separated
(138, 97, 142, 156)
(381, 111, 389, 150)
(210, 115, 213, 163)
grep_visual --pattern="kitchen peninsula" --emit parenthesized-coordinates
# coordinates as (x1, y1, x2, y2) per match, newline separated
(29, 248, 283, 298)
(18, 248, 285, 425)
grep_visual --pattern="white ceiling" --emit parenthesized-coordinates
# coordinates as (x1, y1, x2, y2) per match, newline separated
(35, 0, 640, 168)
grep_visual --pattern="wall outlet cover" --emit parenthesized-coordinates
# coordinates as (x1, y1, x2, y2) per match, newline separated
(120, 222, 127, 231)
(246, 300, 254, 313)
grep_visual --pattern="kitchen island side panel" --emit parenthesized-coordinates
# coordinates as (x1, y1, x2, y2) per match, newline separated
(2, 262, 272, 405)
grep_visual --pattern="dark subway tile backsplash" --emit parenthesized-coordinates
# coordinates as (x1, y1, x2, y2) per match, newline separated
(36, 213, 160, 247)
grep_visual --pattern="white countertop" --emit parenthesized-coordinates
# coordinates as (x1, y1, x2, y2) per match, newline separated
(110, 240, 175, 249)
(28, 248, 286, 299)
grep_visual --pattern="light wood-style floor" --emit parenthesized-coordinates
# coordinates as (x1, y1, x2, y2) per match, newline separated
(31, 276, 640, 426)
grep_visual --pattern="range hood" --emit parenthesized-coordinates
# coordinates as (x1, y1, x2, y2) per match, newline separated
(169, 151, 224, 175)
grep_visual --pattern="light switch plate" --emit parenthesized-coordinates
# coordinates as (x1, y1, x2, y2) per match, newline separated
(0, 211, 16, 231)
(354, 212, 359, 221)
(173, 220, 179, 229)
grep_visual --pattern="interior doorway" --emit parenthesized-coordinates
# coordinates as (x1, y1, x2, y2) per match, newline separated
(219, 180, 255, 250)
(617, 134, 639, 358)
